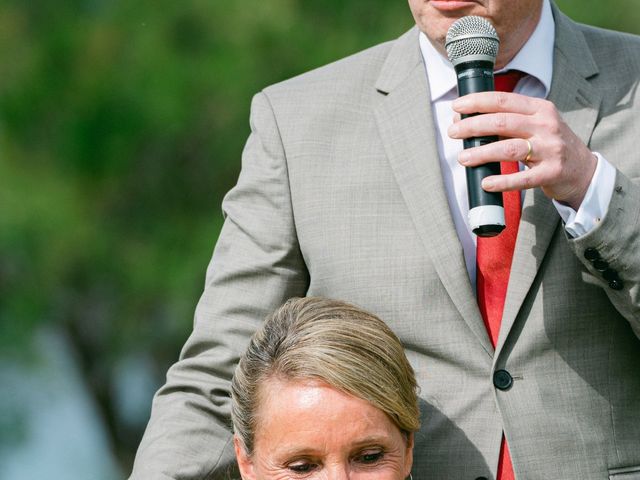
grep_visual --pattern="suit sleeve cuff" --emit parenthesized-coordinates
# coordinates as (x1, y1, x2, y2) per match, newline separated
(553, 152, 616, 238)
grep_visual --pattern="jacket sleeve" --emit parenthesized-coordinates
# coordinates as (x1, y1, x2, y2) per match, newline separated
(129, 91, 309, 479)
(568, 170, 640, 338)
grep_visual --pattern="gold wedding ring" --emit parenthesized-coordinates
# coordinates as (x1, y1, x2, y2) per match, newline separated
(524, 139, 533, 163)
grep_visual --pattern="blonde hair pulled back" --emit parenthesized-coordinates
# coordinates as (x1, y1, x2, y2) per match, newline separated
(230, 296, 420, 454)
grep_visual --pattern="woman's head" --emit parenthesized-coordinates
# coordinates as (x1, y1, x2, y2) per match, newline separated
(231, 297, 419, 479)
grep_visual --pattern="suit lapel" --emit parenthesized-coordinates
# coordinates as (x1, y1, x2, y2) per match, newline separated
(374, 10, 603, 356)
(374, 28, 494, 356)
(496, 5, 602, 352)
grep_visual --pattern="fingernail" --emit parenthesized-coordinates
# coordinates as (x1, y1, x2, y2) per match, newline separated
(452, 98, 468, 110)
(459, 152, 471, 165)
(448, 124, 459, 138)
(482, 178, 495, 190)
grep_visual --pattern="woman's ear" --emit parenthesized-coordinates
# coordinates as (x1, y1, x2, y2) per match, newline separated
(234, 435, 256, 480)
(403, 432, 414, 478)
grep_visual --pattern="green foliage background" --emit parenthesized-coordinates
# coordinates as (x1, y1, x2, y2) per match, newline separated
(1, 0, 638, 472)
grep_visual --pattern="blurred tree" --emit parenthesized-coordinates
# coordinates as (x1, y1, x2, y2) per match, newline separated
(0, 0, 410, 470)
(0, 0, 638, 473)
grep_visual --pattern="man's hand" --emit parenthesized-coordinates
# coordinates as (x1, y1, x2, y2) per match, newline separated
(448, 91, 597, 211)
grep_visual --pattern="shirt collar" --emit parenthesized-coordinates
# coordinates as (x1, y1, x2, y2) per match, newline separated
(419, 0, 555, 101)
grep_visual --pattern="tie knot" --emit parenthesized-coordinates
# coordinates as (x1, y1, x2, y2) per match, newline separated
(494, 70, 525, 92)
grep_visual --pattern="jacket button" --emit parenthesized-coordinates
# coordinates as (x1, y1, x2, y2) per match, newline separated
(603, 268, 619, 281)
(609, 278, 624, 290)
(493, 370, 513, 390)
(584, 247, 600, 261)
(593, 258, 609, 271)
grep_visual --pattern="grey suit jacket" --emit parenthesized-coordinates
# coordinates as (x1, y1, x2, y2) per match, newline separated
(131, 5, 640, 480)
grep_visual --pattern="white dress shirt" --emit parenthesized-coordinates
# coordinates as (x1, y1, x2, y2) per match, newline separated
(418, 0, 616, 283)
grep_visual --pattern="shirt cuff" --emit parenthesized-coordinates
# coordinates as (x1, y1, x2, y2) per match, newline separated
(553, 152, 616, 238)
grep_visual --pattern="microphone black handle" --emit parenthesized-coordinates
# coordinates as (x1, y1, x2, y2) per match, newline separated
(463, 135, 502, 209)
(455, 60, 505, 237)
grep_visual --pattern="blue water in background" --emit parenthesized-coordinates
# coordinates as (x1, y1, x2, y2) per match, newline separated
(1, 329, 122, 480)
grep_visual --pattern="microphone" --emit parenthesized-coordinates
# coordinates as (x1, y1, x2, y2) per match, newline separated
(445, 16, 504, 237)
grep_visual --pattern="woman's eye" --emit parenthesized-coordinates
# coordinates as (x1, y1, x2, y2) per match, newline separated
(356, 450, 384, 464)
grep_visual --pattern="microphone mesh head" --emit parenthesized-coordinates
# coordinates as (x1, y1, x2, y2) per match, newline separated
(445, 16, 499, 66)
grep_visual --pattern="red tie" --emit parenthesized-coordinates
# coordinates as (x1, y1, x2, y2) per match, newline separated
(476, 70, 523, 480)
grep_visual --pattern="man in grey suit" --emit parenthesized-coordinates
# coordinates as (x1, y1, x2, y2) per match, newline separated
(131, 0, 640, 478)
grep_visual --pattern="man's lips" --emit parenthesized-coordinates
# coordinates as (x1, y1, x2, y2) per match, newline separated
(430, 0, 479, 12)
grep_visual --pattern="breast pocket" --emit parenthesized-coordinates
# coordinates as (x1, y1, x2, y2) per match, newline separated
(610, 465, 640, 480)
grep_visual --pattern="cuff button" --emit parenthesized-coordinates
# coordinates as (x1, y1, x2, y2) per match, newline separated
(609, 278, 624, 290)
(593, 259, 609, 271)
(584, 247, 600, 261)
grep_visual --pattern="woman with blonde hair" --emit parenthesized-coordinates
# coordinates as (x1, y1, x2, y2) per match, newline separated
(231, 296, 420, 480)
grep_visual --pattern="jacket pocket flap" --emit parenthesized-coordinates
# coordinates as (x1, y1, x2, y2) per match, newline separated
(610, 466, 640, 480)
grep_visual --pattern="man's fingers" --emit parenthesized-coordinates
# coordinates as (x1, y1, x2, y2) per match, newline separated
(452, 91, 540, 115)
(481, 168, 549, 193)
(458, 138, 532, 166)
(449, 111, 540, 139)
